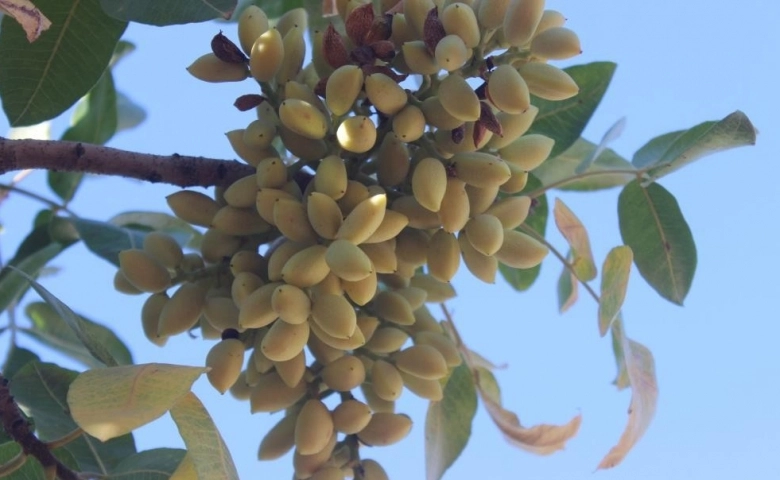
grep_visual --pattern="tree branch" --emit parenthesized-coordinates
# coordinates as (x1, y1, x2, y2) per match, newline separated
(0, 137, 255, 188)
(0, 374, 78, 480)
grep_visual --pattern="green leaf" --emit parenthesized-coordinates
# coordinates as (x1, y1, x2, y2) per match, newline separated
(62, 69, 118, 145)
(0, 224, 74, 312)
(2, 345, 40, 380)
(556, 253, 578, 314)
(610, 324, 630, 390)
(598, 246, 633, 336)
(116, 91, 147, 133)
(67, 363, 207, 441)
(110, 211, 203, 248)
(0, 441, 79, 480)
(110, 40, 136, 67)
(11, 271, 121, 367)
(10, 361, 137, 473)
(499, 174, 548, 291)
(67, 217, 146, 267)
(108, 448, 187, 480)
(425, 363, 477, 480)
(618, 180, 696, 305)
(533, 138, 636, 191)
(633, 111, 757, 179)
(0, 0, 127, 126)
(24, 301, 133, 368)
(100, 0, 237, 25)
(170, 392, 240, 480)
(528, 62, 617, 157)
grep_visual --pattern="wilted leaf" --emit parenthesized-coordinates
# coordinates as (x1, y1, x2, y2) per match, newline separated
(0, 0, 127, 126)
(67, 363, 207, 441)
(598, 246, 632, 336)
(618, 180, 696, 305)
(170, 392, 239, 480)
(24, 301, 133, 368)
(99, 0, 237, 25)
(598, 319, 658, 469)
(425, 364, 477, 480)
(633, 111, 757, 180)
(553, 198, 596, 280)
(528, 62, 617, 157)
(0, 0, 52, 42)
(10, 361, 136, 473)
(475, 369, 581, 455)
(108, 448, 187, 480)
(11, 269, 122, 367)
(575, 117, 626, 174)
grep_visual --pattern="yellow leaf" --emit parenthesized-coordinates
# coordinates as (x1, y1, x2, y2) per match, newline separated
(598, 318, 658, 469)
(170, 454, 198, 480)
(170, 392, 240, 480)
(0, 0, 52, 42)
(598, 245, 633, 336)
(67, 363, 207, 441)
(553, 198, 597, 280)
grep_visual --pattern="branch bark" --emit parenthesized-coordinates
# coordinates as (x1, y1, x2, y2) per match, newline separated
(0, 374, 78, 480)
(0, 137, 255, 188)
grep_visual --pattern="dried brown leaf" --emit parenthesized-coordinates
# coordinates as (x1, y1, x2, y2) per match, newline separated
(598, 319, 658, 469)
(0, 0, 52, 42)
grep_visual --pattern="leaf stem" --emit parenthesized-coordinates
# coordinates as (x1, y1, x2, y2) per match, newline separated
(0, 183, 73, 215)
(524, 169, 644, 199)
(45, 427, 84, 450)
(0, 450, 27, 477)
(518, 224, 600, 303)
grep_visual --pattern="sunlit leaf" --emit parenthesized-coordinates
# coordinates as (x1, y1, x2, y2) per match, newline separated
(598, 246, 632, 336)
(67, 217, 146, 267)
(533, 138, 635, 192)
(6, 119, 51, 139)
(0, 0, 127, 126)
(425, 364, 477, 480)
(0, 0, 51, 42)
(618, 180, 696, 305)
(10, 361, 137, 473)
(24, 301, 133, 368)
(170, 453, 198, 480)
(556, 253, 578, 314)
(170, 392, 239, 480)
(99, 0, 237, 25)
(553, 198, 596, 280)
(633, 111, 757, 179)
(575, 117, 626, 174)
(108, 448, 187, 480)
(528, 62, 617, 157)
(109, 211, 202, 248)
(12, 270, 121, 367)
(598, 318, 658, 469)
(67, 363, 207, 441)
(499, 174, 548, 291)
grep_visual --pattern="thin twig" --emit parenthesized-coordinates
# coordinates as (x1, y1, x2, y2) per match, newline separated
(0, 183, 73, 214)
(0, 137, 255, 188)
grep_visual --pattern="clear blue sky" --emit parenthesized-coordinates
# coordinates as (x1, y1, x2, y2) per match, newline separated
(2, 0, 780, 479)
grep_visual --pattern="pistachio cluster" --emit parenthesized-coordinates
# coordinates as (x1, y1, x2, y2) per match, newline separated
(113, 0, 582, 477)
